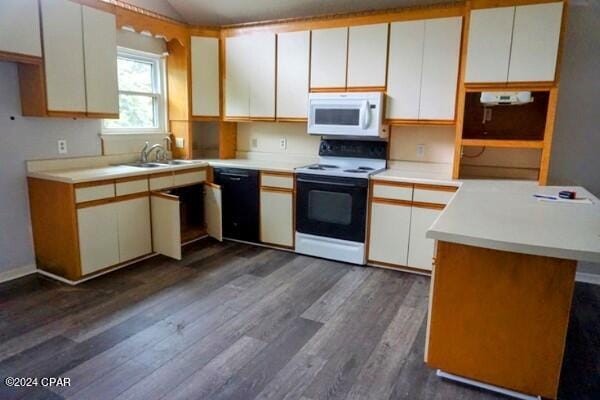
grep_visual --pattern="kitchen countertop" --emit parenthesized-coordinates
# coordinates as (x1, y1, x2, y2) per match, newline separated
(27, 161, 209, 184)
(371, 161, 456, 186)
(203, 158, 310, 173)
(427, 180, 600, 263)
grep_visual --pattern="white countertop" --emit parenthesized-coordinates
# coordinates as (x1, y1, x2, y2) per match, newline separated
(427, 180, 600, 263)
(27, 161, 209, 184)
(203, 158, 309, 173)
(371, 161, 456, 186)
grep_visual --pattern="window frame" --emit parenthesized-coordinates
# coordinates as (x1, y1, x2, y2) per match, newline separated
(102, 47, 168, 134)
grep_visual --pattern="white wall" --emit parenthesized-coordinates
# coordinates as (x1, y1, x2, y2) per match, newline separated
(548, 0, 600, 275)
(389, 126, 454, 163)
(236, 122, 320, 156)
(0, 61, 102, 274)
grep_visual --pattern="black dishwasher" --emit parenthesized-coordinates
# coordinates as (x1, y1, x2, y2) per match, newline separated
(213, 168, 260, 242)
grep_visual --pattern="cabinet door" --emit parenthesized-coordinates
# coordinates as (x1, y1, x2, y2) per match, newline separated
(508, 2, 563, 82)
(204, 183, 223, 241)
(0, 0, 42, 57)
(407, 206, 441, 271)
(347, 23, 389, 88)
(277, 30, 310, 119)
(465, 7, 514, 83)
(310, 27, 348, 89)
(368, 201, 411, 266)
(191, 36, 220, 117)
(249, 32, 276, 118)
(151, 192, 182, 260)
(386, 20, 424, 120)
(77, 203, 120, 275)
(260, 189, 293, 247)
(82, 6, 118, 115)
(419, 17, 462, 120)
(116, 196, 152, 262)
(225, 35, 250, 118)
(41, 0, 86, 113)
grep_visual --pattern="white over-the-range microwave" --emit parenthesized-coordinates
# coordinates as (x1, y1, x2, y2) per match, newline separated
(307, 92, 388, 138)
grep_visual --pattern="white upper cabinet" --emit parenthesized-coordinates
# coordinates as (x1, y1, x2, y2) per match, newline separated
(249, 32, 276, 118)
(82, 6, 118, 115)
(419, 17, 462, 120)
(225, 33, 276, 119)
(0, 0, 42, 57)
(191, 36, 220, 117)
(41, 0, 87, 113)
(465, 7, 514, 83)
(386, 20, 425, 120)
(310, 27, 348, 89)
(466, 2, 563, 83)
(277, 30, 310, 119)
(347, 23, 389, 88)
(508, 2, 563, 82)
(225, 35, 251, 118)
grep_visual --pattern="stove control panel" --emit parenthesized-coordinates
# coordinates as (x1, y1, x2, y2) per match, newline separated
(319, 139, 387, 160)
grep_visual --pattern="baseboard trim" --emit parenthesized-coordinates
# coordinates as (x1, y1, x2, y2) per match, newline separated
(0, 264, 37, 284)
(575, 272, 600, 285)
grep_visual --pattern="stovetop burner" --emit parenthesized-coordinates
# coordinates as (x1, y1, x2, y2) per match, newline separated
(307, 164, 340, 170)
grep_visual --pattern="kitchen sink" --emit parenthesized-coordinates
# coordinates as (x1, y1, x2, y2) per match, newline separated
(155, 160, 195, 166)
(121, 162, 164, 168)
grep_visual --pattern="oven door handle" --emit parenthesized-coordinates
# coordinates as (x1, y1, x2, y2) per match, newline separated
(297, 178, 363, 188)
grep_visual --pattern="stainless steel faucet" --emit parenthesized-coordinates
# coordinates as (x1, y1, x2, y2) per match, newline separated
(140, 141, 166, 163)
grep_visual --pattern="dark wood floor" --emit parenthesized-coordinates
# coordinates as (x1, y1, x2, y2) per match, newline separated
(0, 239, 598, 400)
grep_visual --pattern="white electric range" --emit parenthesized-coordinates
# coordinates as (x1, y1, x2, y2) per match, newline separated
(294, 139, 387, 265)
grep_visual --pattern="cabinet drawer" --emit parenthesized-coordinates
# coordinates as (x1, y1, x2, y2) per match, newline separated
(261, 173, 294, 190)
(173, 169, 207, 187)
(149, 173, 174, 191)
(372, 183, 413, 201)
(115, 178, 148, 196)
(75, 183, 115, 203)
(413, 185, 457, 205)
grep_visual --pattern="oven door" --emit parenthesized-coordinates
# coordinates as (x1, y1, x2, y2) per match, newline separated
(295, 174, 368, 242)
(308, 99, 373, 136)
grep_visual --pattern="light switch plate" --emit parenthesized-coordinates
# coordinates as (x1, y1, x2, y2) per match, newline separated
(175, 137, 185, 149)
(416, 144, 425, 158)
(57, 139, 67, 154)
(279, 138, 287, 150)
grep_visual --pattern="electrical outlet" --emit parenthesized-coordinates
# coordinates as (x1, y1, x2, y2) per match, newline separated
(279, 138, 287, 150)
(416, 144, 425, 158)
(57, 139, 67, 154)
(175, 137, 185, 149)
(251, 138, 258, 149)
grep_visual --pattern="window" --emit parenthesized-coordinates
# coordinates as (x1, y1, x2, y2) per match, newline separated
(103, 48, 167, 133)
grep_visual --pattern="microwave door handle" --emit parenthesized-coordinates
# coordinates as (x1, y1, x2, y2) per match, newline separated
(362, 101, 371, 129)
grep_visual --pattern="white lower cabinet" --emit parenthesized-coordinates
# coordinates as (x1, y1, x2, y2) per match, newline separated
(77, 203, 120, 275)
(116, 196, 152, 262)
(260, 189, 294, 247)
(407, 206, 441, 271)
(77, 196, 152, 276)
(151, 183, 222, 260)
(368, 201, 411, 266)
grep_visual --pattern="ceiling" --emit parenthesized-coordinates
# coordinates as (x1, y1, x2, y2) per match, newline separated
(131, 0, 454, 26)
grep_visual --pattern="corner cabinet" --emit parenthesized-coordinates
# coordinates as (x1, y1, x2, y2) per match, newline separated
(224, 32, 276, 120)
(0, 0, 42, 59)
(259, 172, 295, 248)
(368, 180, 457, 273)
(386, 17, 462, 122)
(21, 0, 118, 118)
(465, 2, 563, 83)
(28, 167, 221, 282)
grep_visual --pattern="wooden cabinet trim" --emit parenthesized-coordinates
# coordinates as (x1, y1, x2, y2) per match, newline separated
(0, 50, 42, 65)
(150, 191, 180, 201)
(346, 86, 386, 92)
(74, 179, 115, 188)
(309, 87, 347, 93)
(276, 117, 307, 123)
(260, 186, 294, 194)
(371, 197, 412, 207)
(149, 171, 174, 178)
(367, 260, 432, 275)
(386, 118, 455, 126)
(115, 175, 149, 183)
(411, 201, 446, 210)
(261, 171, 294, 177)
(413, 183, 458, 192)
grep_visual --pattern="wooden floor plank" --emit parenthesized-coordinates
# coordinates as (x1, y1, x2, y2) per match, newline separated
(166, 335, 268, 400)
(208, 317, 323, 400)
